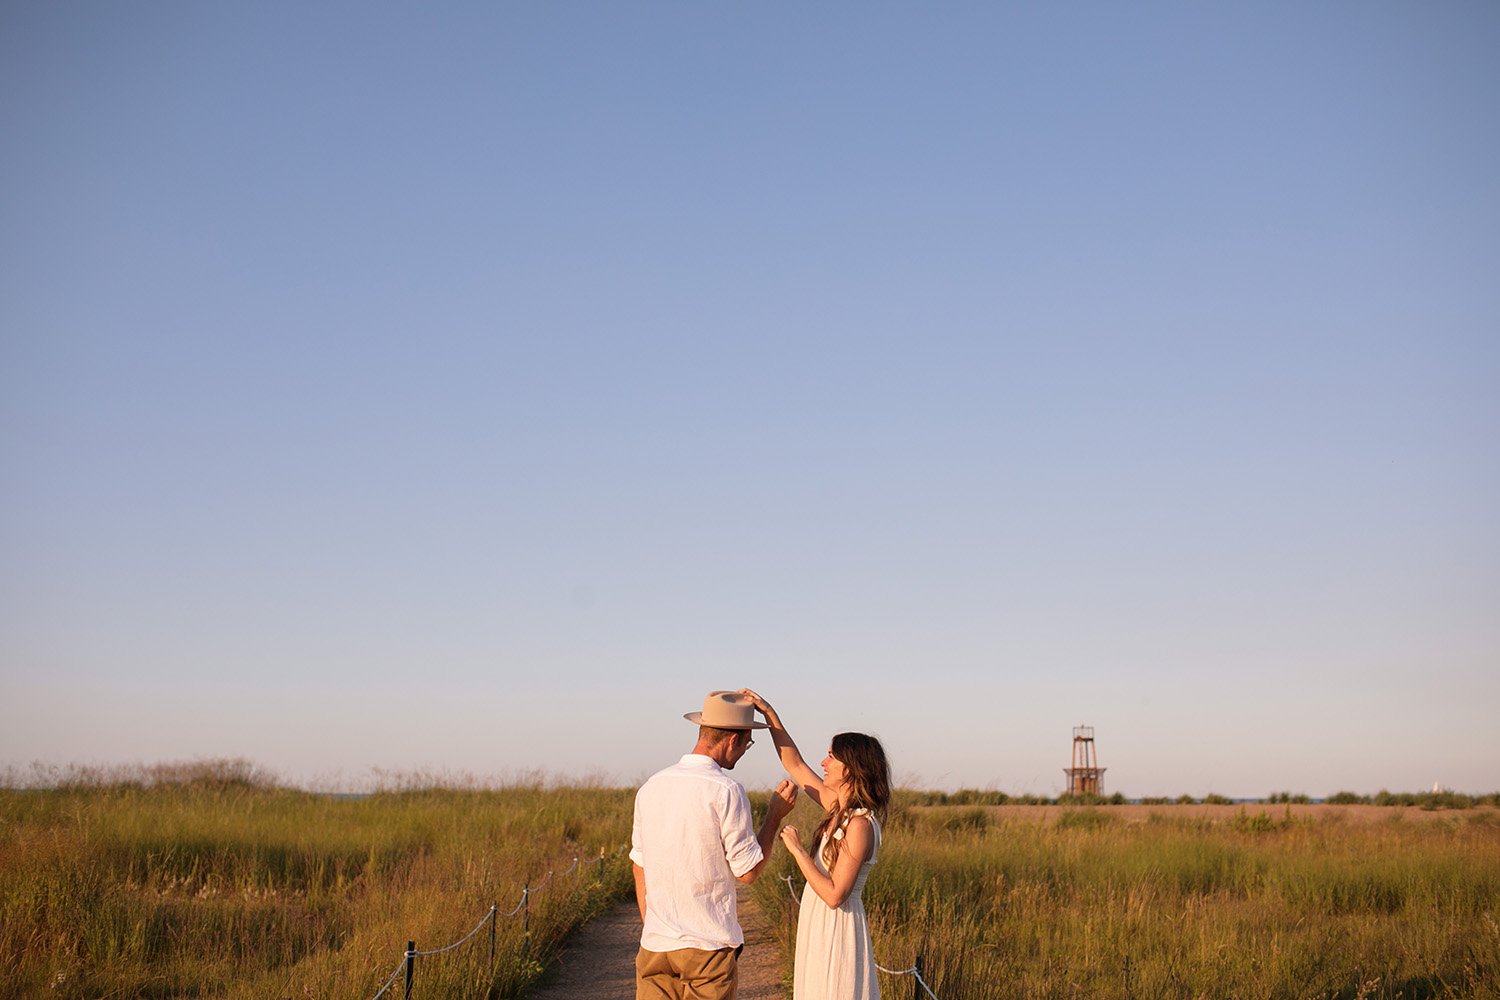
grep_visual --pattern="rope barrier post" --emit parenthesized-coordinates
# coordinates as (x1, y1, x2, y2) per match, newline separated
(912, 954, 924, 1000)
(523, 882, 531, 950)
(404, 941, 415, 1000)
(598, 846, 605, 883)
(489, 902, 496, 970)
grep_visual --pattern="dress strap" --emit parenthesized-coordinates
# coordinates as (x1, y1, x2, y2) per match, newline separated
(832, 807, 878, 844)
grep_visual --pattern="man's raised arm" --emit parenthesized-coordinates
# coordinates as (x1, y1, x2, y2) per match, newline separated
(735, 778, 799, 884)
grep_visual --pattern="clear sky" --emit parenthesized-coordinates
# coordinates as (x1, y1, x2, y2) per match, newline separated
(3, 3, 1497, 797)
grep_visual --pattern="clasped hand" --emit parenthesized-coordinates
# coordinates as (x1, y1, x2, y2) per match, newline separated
(769, 778, 798, 820)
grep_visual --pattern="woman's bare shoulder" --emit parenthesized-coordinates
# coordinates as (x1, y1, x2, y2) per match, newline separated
(839, 811, 875, 838)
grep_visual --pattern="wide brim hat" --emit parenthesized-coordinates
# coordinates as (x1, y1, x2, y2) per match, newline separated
(684, 690, 769, 730)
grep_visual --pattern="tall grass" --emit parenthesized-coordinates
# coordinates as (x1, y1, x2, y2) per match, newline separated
(12, 765, 1498, 1000)
(0, 763, 634, 999)
(752, 801, 1500, 999)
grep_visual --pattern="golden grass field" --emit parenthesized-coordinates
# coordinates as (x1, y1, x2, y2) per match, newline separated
(0, 765, 635, 999)
(753, 798, 1500, 1000)
(3, 763, 1497, 999)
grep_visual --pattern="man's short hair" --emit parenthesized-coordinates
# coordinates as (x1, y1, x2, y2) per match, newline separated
(698, 725, 747, 747)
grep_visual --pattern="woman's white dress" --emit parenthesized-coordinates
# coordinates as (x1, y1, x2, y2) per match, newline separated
(793, 808, 881, 1000)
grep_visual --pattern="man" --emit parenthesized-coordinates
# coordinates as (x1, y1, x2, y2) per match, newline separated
(631, 690, 798, 1000)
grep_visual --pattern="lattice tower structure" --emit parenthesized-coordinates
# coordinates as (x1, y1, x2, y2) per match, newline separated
(1063, 724, 1106, 796)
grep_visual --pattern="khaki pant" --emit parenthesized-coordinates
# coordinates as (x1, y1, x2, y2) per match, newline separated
(635, 945, 738, 1000)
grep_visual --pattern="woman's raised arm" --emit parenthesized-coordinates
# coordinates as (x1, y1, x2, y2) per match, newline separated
(739, 688, 829, 808)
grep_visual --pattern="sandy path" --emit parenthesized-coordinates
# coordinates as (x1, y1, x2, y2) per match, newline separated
(523, 886, 785, 1000)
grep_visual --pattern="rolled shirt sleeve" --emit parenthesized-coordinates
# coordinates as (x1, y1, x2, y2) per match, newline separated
(630, 789, 646, 867)
(721, 783, 763, 878)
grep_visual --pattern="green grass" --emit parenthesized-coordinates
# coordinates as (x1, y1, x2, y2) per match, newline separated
(0, 764, 634, 999)
(752, 799, 1500, 1000)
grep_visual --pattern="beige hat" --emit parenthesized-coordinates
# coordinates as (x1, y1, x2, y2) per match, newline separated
(684, 690, 769, 730)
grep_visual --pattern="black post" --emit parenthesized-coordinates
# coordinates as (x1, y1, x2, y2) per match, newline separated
(404, 941, 415, 1000)
(489, 903, 496, 969)
(523, 883, 530, 946)
(912, 954, 924, 1000)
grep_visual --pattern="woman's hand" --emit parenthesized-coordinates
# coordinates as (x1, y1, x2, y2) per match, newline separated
(737, 688, 781, 728)
(738, 687, 826, 809)
(778, 824, 804, 856)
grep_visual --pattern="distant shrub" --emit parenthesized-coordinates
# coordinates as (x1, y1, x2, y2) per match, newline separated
(936, 807, 991, 832)
(1056, 809, 1116, 831)
(893, 789, 939, 808)
(1320, 790, 1493, 809)
(1268, 791, 1311, 804)
(1371, 790, 1478, 809)
(1203, 793, 1233, 805)
(1419, 791, 1474, 811)
(1232, 809, 1280, 833)
(1176, 794, 1198, 805)
(896, 788, 1010, 807)
(6, 758, 279, 792)
(1057, 791, 1126, 806)
(1057, 793, 1107, 806)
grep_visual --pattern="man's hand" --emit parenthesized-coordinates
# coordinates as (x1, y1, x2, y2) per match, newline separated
(769, 778, 798, 821)
(742, 778, 800, 885)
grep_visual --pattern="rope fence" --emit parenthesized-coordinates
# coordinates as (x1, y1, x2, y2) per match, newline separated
(499, 888, 530, 919)
(367, 851, 939, 1000)
(367, 955, 408, 1000)
(364, 844, 630, 1000)
(410, 904, 498, 957)
(783, 875, 941, 1000)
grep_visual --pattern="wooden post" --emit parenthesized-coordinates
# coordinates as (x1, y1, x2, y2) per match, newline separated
(404, 941, 415, 1000)
(523, 883, 530, 947)
(912, 954, 924, 1000)
(489, 903, 497, 969)
(598, 846, 605, 882)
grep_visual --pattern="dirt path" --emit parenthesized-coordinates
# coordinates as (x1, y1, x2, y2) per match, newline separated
(522, 886, 786, 1000)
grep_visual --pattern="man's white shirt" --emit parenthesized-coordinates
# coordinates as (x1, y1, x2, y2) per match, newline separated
(631, 753, 764, 952)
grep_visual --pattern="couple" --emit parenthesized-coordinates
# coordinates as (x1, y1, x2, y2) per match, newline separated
(630, 689, 891, 1000)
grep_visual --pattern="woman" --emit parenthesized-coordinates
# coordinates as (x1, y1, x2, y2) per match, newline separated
(739, 689, 891, 1000)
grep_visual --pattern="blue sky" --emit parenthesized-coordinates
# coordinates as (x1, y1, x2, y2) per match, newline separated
(3, 3, 1497, 796)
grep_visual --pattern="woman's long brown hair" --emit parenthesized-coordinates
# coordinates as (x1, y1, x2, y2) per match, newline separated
(809, 732, 891, 869)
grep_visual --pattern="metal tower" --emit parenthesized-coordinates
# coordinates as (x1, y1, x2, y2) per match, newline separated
(1064, 724, 1106, 796)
